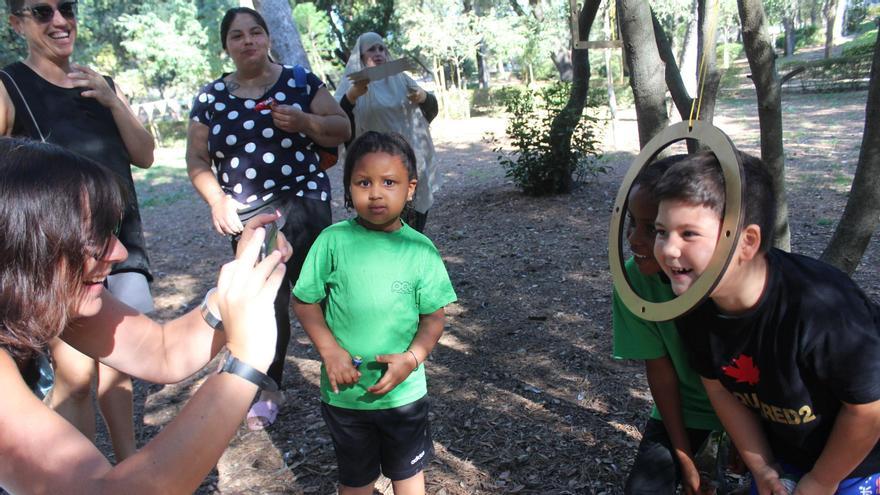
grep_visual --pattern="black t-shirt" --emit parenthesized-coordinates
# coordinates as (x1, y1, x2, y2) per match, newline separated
(678, 248, 880, 476)
(0, 62, 151, 279)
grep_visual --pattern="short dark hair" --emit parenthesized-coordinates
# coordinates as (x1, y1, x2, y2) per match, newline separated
(220, 7, 270, 50)
(632, 153, 690, 193)
(653, 150, 776, 252)
(0, 138, 127, 365)
(343, 131, 418, 209)
(6, 0, 24, 14)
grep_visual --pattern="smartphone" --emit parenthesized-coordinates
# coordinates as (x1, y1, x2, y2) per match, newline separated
(259, 221, 279, 261)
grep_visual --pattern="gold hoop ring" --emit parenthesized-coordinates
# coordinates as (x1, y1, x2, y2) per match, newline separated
(608, 121, 744, 322)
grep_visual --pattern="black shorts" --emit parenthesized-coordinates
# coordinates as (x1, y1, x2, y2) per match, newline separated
(320, 396, 434, 487)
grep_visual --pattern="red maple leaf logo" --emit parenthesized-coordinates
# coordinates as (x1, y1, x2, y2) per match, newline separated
(721, 355, 760, 385)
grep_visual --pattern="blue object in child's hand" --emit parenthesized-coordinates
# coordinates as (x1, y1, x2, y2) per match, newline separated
(352, 355, 363, 369)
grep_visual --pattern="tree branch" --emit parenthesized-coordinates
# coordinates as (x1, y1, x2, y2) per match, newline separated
(508, 0, 528, 18)
(780, 66, 806, 85)
(651, 9, 693, 121)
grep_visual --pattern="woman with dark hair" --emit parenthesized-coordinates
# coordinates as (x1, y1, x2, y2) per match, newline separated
(186, 7, 350, 429)
(0, 137, 290, 493)
(335, 32, 439, 232)
(0, 0, 156, 461)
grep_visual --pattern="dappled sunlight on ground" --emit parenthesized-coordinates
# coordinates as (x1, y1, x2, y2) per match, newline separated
(115, 84, 880, 493)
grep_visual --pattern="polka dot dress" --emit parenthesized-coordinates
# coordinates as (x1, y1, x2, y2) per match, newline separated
(190, 65, 331, 207)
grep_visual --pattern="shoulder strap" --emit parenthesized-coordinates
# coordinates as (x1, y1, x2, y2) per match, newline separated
(293, 65, 307, 89)
(0, 69, 47, 142)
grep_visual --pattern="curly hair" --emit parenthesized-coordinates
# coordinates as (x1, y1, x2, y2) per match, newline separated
(0, 138, 127, 365)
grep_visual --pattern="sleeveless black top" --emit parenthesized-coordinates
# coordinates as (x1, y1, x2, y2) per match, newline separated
(0, 62, 152, 279)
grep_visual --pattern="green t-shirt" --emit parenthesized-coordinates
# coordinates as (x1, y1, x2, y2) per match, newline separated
(612, 257, 722, 431)
(293, 219, 457, 410)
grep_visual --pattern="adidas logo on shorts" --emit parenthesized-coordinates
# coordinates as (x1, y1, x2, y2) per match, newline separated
(410, 450, 425, 465)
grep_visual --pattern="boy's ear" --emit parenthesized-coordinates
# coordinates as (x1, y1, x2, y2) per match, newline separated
(407, 179, 418, 202)
(737, 224, 763, 261)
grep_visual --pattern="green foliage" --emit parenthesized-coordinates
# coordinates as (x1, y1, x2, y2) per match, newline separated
(116, 0, 211, 99)
(841, 28, 878, 57)
(846, 0, 869, 34)
(494, 83, 604, 195)
(293, 2, 338, 82)
(0, 23, 26, 67)
(774, 24, 822, 51)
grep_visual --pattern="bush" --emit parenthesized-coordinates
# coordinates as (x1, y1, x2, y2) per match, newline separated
(494, 82, 605, 195)
(841, 28, 878, 57)
(775, 25, 822, 52)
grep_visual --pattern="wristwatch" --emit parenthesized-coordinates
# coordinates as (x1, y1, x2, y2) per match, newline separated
(218, 351, 278, 391)
(199, 288, 223, 330)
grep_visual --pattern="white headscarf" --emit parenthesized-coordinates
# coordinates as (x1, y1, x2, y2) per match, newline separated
(335, 32, 438, 214)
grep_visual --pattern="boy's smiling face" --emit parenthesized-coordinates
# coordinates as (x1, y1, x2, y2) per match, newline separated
(653, 199, 722, 295)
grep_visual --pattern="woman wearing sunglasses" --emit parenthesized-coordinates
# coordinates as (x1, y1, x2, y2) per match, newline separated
(1, 0, 156, 462)
(0, 137, 292, 493)
(186, 7, 349, 430)
(335, 32, 439, 232)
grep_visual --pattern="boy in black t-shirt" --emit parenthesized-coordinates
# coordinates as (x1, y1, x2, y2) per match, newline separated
(651, 151, 880, 494)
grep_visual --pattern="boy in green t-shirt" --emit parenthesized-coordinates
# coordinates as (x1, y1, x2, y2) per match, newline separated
(293, 132, 456, 495)
(612, 156, 722, 493)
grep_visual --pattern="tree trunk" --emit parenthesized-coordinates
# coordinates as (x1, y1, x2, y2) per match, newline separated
(250, 0, 311, 69)
(823, 0, 840, 59)
(618, 0, 669, 147)
(652, 11, 693, 122)
(604, 7, 618, 124)
(477, 41, 490, 88)
(821, 29, 880, 274)
(696, 0, 720, 125)
(783, 15, 796, 57)
(738, 0, 791, 250)
(551, 49, 574, 82)
(679, 0, 699, 96)
(547, 0, 601, 193)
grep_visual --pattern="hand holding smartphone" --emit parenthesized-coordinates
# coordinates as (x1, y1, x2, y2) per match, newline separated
(259, 221, 279, 261)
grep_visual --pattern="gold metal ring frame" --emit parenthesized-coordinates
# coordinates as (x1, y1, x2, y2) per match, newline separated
(608, 121, 744, 322)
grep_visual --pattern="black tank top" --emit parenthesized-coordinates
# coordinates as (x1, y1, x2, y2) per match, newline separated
(1, 62, 151, 279)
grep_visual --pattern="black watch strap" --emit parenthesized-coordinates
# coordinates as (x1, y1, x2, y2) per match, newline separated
(219, 352, 278, 391)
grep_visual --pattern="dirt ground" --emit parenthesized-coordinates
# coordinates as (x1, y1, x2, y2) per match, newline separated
(101, 86, 879, 494)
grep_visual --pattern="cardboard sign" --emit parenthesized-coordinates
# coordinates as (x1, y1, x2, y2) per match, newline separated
(347, 58, 413, 83)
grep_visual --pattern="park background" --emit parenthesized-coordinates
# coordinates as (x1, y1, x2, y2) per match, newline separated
(3, 0, 880, 493)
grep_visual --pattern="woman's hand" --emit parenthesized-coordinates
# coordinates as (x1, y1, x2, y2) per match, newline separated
(407, 86, 427, 105)
(367, 352, 417, 395)
(215, 225, 286, 370)
(209, 195, 245, 236)
(270, 104, 309, 134)
(346, 79, 370, 102)
(68, 63, 120, 109)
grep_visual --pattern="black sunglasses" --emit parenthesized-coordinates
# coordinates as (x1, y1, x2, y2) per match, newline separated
(14, 1, 78, 23)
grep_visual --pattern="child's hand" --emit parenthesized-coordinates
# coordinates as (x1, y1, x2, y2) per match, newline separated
(752, 465, 789, 495)
(367, 352, 418, 395)
(322, 346, 361, 393)
(678, 455, 701, 494)
(792, 472, 838, 495)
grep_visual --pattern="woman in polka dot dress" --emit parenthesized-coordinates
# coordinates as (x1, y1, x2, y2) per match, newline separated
(186, 7, 350, 430)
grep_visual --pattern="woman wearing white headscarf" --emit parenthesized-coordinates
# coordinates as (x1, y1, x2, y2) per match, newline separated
(335, 32, 439, 232)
